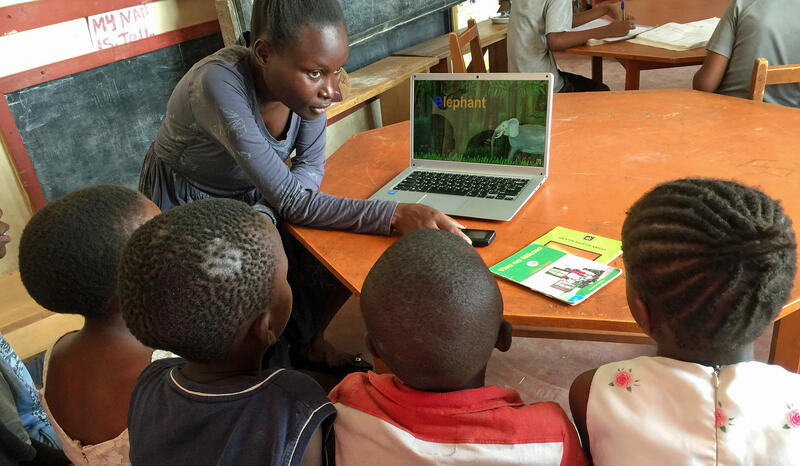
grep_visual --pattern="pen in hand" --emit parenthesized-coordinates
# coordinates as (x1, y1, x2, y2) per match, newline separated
(622, 0, 625, 20)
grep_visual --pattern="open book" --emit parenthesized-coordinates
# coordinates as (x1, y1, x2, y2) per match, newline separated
(628, 17, 720, 51)
(572, 18, 653, 46)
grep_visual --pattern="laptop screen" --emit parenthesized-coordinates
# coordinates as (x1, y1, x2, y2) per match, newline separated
(412, 76, 550, 168)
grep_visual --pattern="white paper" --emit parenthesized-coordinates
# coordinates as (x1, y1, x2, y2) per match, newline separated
(628, 17, 720, 51)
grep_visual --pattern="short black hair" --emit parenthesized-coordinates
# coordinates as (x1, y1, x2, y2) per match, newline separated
(361, 229, 503, 391)
(19, 185, 148, 319)
(622, 178, 796, 351)
(119, 198, 281, 363)
(250, 0, 346, 52)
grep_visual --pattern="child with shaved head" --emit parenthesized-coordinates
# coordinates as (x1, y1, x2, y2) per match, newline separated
(119, 198, 335, 465)
(329, 229, 586, 465)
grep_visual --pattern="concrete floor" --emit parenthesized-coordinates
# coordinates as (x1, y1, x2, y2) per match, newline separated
(323, 54, 773, 419)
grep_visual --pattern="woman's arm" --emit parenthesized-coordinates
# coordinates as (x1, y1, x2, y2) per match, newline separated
(289, 117, 327, 192)
(190, 63, 396, 234)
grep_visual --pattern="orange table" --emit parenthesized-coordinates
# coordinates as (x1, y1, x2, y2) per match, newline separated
(288, 89, 800, 372)
(564, 0, 729, 89)
(394, 19, 509, 73)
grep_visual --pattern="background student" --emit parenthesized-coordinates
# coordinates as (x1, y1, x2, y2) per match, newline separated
(330, 229, 586, 465)
(121, 199, 335, 465)
(508, 0, 635, 92)
(138, 0, 470, 375)
(570, 178, 800, 465)
(693, 0, 800, 107)
(18, 186, 161, 465)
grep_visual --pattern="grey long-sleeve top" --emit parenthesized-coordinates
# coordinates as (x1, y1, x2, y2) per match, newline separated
(139, 46, 396, 234)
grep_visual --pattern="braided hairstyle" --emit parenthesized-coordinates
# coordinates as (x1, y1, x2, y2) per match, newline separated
(250, 0, 346, 52)
(622, 178, 796, 351)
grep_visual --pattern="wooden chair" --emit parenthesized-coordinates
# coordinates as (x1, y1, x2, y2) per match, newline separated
(449, 18, 487, 73)
(748, 57, 800, 102)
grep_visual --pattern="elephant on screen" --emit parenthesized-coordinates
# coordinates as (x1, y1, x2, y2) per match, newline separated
(491, 118, 546, 160)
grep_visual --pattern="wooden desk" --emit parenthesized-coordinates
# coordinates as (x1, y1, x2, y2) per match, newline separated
(289, 89, 800, 373)
(0, 272, 83, 360)
(327, 55, 439, 125)
(394, 19, 509, 73)
(564, 0, 728, 89)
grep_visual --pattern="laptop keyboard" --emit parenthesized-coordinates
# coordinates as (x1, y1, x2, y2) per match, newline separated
(393, 171, 530, 200)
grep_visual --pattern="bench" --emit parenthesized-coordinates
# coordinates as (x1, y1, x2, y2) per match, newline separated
(393, 19, 509, 73)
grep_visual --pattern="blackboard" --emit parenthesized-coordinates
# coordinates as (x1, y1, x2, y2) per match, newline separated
(5, 33, 224, 202)
(224, 0, 460, 71)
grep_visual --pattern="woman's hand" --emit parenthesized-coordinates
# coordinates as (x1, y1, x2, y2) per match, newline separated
(391, 204, 472, 244)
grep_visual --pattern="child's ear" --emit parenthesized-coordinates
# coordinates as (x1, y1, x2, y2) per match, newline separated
(251, 312, 278, 348)
(495, 319, 512, 352)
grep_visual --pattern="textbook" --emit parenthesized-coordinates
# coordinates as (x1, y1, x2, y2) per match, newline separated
(628, 17, 719, 51)
(490, 243, 622, 305)
(534, 226, 622, 264)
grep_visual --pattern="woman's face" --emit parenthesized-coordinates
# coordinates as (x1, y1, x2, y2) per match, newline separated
(259, 24, 348, 121)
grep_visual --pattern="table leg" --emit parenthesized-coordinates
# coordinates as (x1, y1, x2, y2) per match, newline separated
(430, 58, 449, 73)
(488, 39, 508, 72)
(622, 59, 642, 90)
(591, 56, 603, 83)
(770, 311, 800, 373)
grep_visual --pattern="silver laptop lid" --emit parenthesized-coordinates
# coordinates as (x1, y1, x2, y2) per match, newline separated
(410, 73, 554, 178)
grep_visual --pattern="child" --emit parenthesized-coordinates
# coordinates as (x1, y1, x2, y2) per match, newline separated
(569, 178, 800, 465)
(139, 0, 469, 375)
(508, 0, 635, 92)
(692, 0, 800, 107)
(329, 229, 586, 465)
(17, 185, 161, 465)
(1, 208, 67, 465)
(119, 198, 336, 465)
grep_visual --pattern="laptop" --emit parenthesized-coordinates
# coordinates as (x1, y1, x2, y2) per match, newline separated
(368, 73, 554, 221)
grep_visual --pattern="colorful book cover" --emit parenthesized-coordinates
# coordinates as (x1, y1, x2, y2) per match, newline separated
(490, 243, 622, 305)
(534, 226, 622, 264)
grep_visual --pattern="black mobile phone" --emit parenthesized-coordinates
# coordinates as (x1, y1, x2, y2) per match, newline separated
(462, 228, 496, 247)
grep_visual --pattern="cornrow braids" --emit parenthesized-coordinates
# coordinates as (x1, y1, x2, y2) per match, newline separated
(621, 178, 796, 351)
(250, 0, 346, 52)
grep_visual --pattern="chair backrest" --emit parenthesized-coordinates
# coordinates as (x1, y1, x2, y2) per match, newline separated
(448, 18, 487, 73)
(748, 57, 800, 102)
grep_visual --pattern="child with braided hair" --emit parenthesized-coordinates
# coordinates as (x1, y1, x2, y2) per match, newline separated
(569, 178, 800, 465)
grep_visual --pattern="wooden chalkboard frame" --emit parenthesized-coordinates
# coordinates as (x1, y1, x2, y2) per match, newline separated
(0, 21, 220, 211)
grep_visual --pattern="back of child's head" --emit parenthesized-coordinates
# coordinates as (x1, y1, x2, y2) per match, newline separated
(361, 229, 504, 391)
(621, 178, 796, 352)
(250, 0, 346, 51)
(19, 185, 151, 320)
(119, 198, 283, 363)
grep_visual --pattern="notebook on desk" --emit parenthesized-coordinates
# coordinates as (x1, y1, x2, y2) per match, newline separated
(368, 73, 554, 221)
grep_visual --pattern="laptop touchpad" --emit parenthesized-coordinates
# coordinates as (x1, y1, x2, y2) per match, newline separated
(418, 194, 467, 213)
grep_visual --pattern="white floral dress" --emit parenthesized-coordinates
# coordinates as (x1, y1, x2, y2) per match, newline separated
(587, 356, 800, 465)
